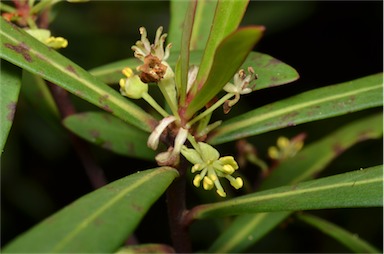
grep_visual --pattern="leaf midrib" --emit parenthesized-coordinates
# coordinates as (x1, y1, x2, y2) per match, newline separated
(0, 25, 152, 129)
(52, 168, 174, 251)
(197, 173, 381, 217)
(214, 83, 381, 136)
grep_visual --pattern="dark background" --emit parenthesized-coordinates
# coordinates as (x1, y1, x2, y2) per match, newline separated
(1, 1, 382, 252)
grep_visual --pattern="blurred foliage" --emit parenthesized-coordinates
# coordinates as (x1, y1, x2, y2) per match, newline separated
(1, 1, 382, 252)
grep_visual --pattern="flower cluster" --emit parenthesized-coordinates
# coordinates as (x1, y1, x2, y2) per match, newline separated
(181, 142, 243, 197)
(119, 26, 250, 197)
(268, 134, 306, 160)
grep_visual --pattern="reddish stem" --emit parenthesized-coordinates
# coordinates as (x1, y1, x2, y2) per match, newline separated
(47, 82, 107, 189)
(166, 159, 192, 253)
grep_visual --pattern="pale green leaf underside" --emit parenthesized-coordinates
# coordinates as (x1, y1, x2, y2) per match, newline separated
(191, 165, 382, 220)
(63, 112, 155, 160)
(0, 60, 21, 153)
(209, 73, 383, 144)
(209, 114, 383, 253)
(298, 213, 380, 253)
(0, 18, 156, 132)
(3, 167, 178, 253)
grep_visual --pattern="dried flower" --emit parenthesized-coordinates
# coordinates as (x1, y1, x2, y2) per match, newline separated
(223, 67, 257, 113)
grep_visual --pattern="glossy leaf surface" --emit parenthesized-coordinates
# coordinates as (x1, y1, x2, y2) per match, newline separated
(168, 0, 217, 51)
(297, 213, 380, 253)
(185, 26, 264, 118)
(208, 212, 290, 252)
(3, 167, 178, 253)
(191, 0, 249, 96)
(209, 73, 383, 144)
(63, 112, 156, 160)
(0, 18, 156, 132)
(115, 244, 175, 254)
(189, 165, 382, 220)
(176, 0, 197, 105)
(0, 60, 21, 153)
(209, 113, 383, 252)
(90, 51, 298, 90)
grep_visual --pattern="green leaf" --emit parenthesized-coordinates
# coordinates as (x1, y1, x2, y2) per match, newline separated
(189, 0, 218, 50)
(63, 112, 156, 160)
(115, 244, 174, 254)
(176, 0, 197, 106)
(208, 114, 383, 253)
(168, 0, 189, 52)
(209, 73, 383, 144)
(89, 57, 141, 85)
(89, 51, 204, 85)
(21, 70, 59, 120)
(188, 165, 383, 220)
(90, 50, 298, 94)
(185, 26, 265, 119)
(297, 213, 381, 253)
(0, 18, 156, 132)
(3, 167, 178, 253)
(191, 0, 249, 96)
(208, 212, 290, 253)
(168, 0, 217, 52)
(240, 51, 299, 90)
(0, 60, 21, 153)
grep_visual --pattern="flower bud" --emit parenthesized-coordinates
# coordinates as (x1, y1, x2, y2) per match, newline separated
(120, 75, 148, 99)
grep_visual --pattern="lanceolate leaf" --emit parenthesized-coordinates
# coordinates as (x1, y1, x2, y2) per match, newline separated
(189, 0, 218, 50)
(168, 0, 217, 52)
(241, 51, 299, 90)
(185, 26, 264, 119)
(168, 0, 189, 52)
(208, 212, 290, 253)
(176, 0, 197, 105)
(0, 18, 156, 132)
(188, 165, 382, 220)
(0, 60, 21, 153)
(208, 113, 383, 253)
(3, 167, 178, 253)
(209, 73, 383, 144)
(90, 51, 298, 89)
(297, 213, 380, 253)
(190, 0, 249, 98)
(63, 112, 156, 160)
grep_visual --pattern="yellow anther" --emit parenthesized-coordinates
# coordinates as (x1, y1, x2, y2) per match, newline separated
(219, 156, 239, 170)
(193, 175, 202, 188)
(122, 67, 134, 78)
(268, 146, 279, 160)
(222, 164, 235, 174)
(231, 177, 243, 189)
(45, 37, 68, 49)
(277, 136, 290, 149)
(203, 176, 214, 190)
(217, 189, 227, 198)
